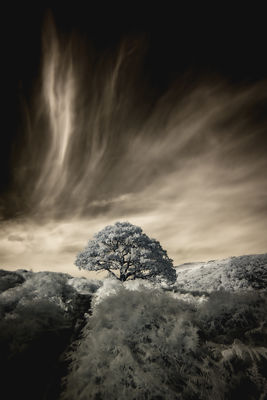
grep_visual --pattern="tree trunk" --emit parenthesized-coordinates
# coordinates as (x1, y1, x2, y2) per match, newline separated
(120, 273, 126, 282)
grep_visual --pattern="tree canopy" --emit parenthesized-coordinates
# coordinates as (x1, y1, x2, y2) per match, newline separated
(75, 222, 176, 283)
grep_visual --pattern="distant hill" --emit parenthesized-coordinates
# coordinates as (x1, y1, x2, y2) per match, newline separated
(175, 253, 267, 292)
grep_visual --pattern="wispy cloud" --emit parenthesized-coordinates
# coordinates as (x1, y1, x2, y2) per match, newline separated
(0, 18, 266, 274)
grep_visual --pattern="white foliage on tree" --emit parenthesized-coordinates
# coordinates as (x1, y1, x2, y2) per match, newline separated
(75, 222, 176, 283)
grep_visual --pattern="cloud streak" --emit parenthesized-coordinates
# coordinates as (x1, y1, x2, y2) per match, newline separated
(0, 17, 266, 274)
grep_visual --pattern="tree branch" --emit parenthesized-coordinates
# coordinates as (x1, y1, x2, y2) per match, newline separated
(104, 267, 120, 280)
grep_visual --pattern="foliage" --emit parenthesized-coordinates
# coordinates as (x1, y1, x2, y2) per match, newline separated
(0, 270, 101, 400)
(1, 255, 267, 399)
(62, 286, 267, 400)
(75, 222, 176, 283)
(174, 253, 267, 292)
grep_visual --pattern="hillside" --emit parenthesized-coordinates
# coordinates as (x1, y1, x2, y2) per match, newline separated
(0, 253, 267, 399)
(175, 253, 267, 292)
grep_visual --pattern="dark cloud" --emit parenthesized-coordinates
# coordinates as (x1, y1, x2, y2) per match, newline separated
(8, 234, 24, 242)
(62, 244, 84, 254)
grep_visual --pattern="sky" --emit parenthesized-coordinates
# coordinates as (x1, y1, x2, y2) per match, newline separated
(1, 5, 267, 277)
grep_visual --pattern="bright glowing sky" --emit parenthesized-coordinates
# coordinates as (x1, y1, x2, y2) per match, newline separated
(0, 14, 267, 277)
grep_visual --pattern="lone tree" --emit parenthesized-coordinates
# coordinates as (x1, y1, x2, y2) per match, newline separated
(75, 222, 176, 283)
